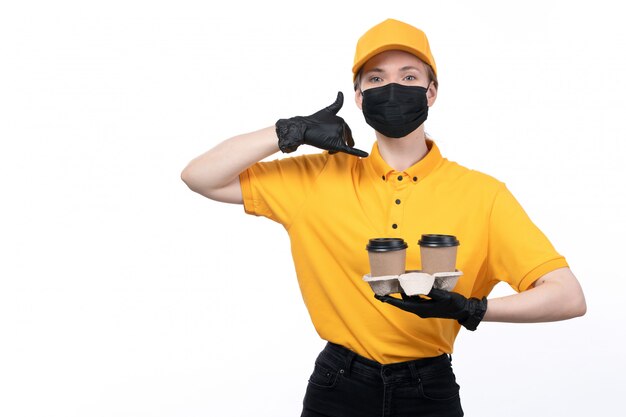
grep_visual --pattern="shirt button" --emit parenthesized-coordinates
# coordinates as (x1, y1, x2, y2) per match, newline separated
(397, 175, 403, 181)
(413, 176, 418, 182)
(392, 224, 398, 229)
(395, 199, 401, 205)
(382, 175, 386, 181)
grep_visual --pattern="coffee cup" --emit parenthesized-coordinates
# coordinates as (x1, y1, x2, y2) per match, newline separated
(418, 234, 459, 274)
(364, 238, 408, 295)
(366, 238, 408, 277)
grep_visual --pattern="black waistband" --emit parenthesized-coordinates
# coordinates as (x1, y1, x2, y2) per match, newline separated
(318, 342, 451, 384)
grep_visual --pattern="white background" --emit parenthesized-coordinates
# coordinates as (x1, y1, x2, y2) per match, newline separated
(1, 1, 624, 416)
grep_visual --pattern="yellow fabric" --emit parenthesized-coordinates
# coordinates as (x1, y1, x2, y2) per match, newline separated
(239, 140, 568, 364)
(352, 18, 437, 80)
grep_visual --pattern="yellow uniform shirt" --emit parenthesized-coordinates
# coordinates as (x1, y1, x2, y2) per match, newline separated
(239, 140, 568, 364)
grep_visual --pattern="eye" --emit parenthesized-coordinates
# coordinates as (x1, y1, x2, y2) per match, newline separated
(403, 75, 417, 81)
(368, 76, 383, 83)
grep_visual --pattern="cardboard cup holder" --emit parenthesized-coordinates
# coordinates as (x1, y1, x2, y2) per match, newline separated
(363, 270, 463, 296)
(362, 274, 401, 296)
(432, 270, 463, 291)
(398, 271, 435, 296)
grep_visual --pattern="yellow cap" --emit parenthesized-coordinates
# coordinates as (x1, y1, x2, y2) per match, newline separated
(352, 18, 437, 81)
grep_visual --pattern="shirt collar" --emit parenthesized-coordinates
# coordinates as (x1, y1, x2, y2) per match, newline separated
(365, 139, 443, 183)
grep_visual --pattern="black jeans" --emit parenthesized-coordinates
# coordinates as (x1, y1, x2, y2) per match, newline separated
(301, 343, 463, 417)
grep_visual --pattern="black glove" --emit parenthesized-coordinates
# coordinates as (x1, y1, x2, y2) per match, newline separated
(375, 289, 488, 331)
(275, 92, 369, 157)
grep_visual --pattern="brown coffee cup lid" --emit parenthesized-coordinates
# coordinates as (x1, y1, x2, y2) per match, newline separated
(418, 234, 460, 247)
(366, 238, 408, 252)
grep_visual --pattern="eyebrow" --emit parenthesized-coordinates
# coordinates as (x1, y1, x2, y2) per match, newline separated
(399, 66, 423, 73)
(364, 66, 423, 74)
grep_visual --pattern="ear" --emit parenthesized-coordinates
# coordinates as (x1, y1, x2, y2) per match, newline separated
(355, 87, 363, 110)
(427, 83, 437, 107)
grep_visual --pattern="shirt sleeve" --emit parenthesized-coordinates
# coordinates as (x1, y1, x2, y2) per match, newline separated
(486, 184, 569, 292)
(239, 152, 329, 226)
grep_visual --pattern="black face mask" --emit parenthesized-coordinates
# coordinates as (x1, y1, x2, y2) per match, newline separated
(361, 83, 429, 138)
